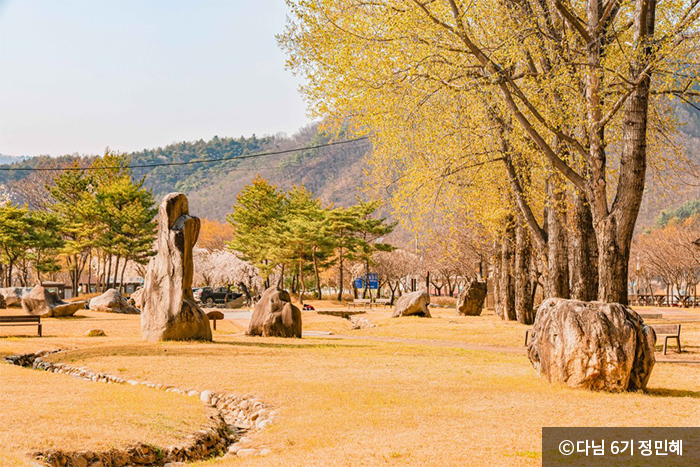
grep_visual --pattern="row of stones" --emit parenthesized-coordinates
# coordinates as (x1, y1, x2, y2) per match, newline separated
(4, 350, 277, 466)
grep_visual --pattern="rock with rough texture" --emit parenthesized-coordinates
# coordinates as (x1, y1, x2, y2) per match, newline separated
(456, 281, 488, 316)
(224, 295, 246, 309)
(141, 193, 212, 341)
(85, 329, 106, 337)
(0, 294, 5, 309)
(527, 298, 656, 392)
(247, 287, 302, 338)
(0, 287, 26, 307)
(392, 290, 431, 318)
(89, 288, 140, 314)
(128, 286, 145, 309)
(21, 285, 86, 317)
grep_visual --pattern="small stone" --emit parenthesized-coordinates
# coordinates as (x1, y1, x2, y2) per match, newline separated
(238, 436, 252, 445)
(200, 390, 212, 404)
(187, 390, 199, 397)
(228, 443, 243, 454)
(257, 419, 272, 430)
(260, 448, 272, 456)
(236, 449, 257, 458)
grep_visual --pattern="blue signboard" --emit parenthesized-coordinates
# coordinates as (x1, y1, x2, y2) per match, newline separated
(367, 273, 379, 290)
(354, 273, 379, 290)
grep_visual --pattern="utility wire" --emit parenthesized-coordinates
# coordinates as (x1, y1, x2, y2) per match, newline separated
(0, 136, 370, 172)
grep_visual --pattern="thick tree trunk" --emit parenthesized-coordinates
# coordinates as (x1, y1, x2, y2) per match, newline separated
(515, 218, 535, 324)
(570, 191, 599, 301)
(545, 178, 570, 299)
(596, 218, 632, 304)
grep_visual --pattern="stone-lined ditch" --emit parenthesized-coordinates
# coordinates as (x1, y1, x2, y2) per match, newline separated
(5, 350, 276, 466)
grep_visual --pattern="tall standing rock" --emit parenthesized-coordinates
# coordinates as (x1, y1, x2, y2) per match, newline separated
(141, 193, 212, 341)
(527, 298, 656, 392)
(456, 281, 487, 316)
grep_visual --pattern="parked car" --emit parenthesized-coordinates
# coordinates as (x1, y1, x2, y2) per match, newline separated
(199, 287, 242, 305)
(193, 287, 204, 302)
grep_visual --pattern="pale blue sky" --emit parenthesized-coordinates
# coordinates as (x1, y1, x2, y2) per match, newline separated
(0, 0, 310, 157)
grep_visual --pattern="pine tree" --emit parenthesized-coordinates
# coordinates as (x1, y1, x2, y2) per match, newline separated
(227, 175, 288, 285)
(48, 166, 99, 296)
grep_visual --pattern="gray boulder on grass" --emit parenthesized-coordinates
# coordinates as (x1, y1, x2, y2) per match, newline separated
(141, 193, 212, 341)
(247, 287, 302, 338)
(89, 288, 140, 314)
(0, 287, 26, 307)
(21, 284, 86, 317)
(392, 290, 431, 318)
(526, 298, 656, 392)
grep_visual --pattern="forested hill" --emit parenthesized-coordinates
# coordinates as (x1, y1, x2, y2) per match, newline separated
(1, 114, 697, 226)
(0, 125, 372, 221)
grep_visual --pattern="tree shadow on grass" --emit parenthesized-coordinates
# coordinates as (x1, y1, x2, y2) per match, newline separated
(217, 340, 373, 350)
(646, 388, 700, 398)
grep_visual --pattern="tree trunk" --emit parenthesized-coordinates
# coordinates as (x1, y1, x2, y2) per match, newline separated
(277, 264, 285, 290)
(298, 258, 305, 305)
(515, 218, 535, 324)
(87, 252, 93, 295)
(238, 281, 252, 304)
(498, 220, 517, 321)
(570, 190, 599, 301)
(113, 255, 122, 291)
(337, 248, 344, 301)
(106, 255, 113, 290)
(492, 240, 502, 316)
(312, 247, 322, 300)
(119, 259, 128, 294)
(545, 178, 570, 299)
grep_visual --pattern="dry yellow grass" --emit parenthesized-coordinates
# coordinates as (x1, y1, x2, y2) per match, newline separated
(1, 305, 699, 466)
(0, 363, 207, 465)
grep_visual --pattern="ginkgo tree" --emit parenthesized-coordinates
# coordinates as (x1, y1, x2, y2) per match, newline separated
(281, 0, 700, 305)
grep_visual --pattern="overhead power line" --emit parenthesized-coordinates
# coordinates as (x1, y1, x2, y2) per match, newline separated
(0, 136, 370, 172)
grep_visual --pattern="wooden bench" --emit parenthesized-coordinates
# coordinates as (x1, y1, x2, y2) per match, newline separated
(0, 315, 42, 336)
(348, 298, 373, 310)
(651, 324, 682, 355)
(373, 298, 391, 308)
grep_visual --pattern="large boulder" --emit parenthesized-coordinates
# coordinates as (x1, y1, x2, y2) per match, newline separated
(456, 281, 487, 316)
(89, 289, 140, 314)
(526, 298, 656, 392)
(0, 287, 26, 307)
(129, 286, 145, 309)
(392, 290, 431, 318)
(141, 193, 212, 341)
(21, 285, 86, 317)
(247, 287, 302, 338)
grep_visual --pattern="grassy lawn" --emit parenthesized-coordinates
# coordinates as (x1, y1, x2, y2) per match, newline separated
(1, 305, 699, 466)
